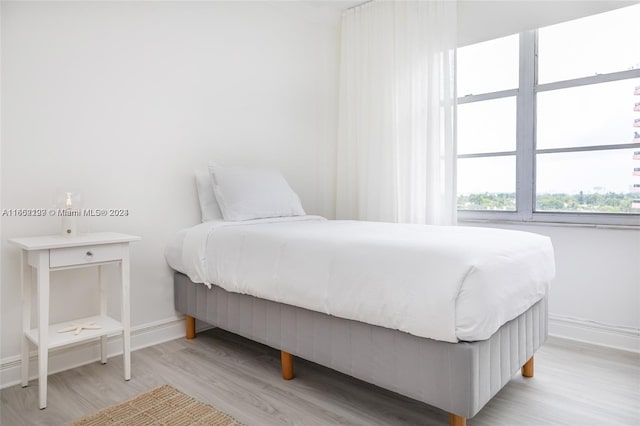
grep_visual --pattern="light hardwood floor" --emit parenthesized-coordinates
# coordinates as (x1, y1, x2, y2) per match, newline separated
(1, 329, 639, 425)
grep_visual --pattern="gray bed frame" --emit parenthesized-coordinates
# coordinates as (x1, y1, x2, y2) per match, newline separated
(174, 272, 547, 426)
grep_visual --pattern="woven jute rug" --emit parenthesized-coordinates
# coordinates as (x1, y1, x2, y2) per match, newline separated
(68, 384, 245, 426)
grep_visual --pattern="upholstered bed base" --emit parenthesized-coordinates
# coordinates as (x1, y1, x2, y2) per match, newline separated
(174, 272, 547, 423)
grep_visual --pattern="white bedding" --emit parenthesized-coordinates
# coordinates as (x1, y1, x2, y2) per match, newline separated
(166, 217, 555, 343)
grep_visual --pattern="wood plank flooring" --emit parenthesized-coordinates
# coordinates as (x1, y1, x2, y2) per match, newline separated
(1, 329, 639, 425)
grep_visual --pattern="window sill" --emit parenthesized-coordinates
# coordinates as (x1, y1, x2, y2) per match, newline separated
(458, 218, 639, 230)
(457, 211, 640, 229)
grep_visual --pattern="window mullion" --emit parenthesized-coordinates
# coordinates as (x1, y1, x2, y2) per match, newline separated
(516, 31, 536, 220)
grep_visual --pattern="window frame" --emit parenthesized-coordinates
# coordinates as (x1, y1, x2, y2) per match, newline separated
(457, 30, 640, 227)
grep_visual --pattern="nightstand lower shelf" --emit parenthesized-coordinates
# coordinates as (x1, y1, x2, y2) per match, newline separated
(25, 315, 124, 350)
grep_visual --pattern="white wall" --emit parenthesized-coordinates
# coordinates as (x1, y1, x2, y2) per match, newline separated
(464, 222, 640, 352)
(0, 0, 341, 386)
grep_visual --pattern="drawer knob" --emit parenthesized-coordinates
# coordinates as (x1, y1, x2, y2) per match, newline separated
(86, 251, 93, 257)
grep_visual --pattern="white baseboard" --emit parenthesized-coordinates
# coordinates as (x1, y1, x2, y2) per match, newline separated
(2, 313, 637, 389)
(0, 315, 189, 390)
(549, 314, 640, 353)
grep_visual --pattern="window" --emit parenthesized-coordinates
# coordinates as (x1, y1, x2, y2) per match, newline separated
(456, 5, 640, 225)
(457, 35, 518, 212)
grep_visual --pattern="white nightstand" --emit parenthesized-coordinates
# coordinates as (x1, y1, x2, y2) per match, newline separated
(9, 232, 141, 409)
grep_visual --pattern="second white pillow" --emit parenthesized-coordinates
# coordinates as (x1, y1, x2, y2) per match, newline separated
(194, 170, 223, 222)
(209, 164, 306, 221)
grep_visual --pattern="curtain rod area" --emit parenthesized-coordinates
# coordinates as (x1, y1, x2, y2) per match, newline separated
(345, 0, 374, 11)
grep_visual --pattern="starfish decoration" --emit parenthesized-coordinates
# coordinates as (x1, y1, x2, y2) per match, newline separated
(57, 322, 102, 335)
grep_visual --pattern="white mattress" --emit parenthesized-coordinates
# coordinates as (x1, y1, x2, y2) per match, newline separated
(166, 217, 555, 343)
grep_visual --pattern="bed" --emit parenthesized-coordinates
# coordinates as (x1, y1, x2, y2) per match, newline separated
(167, 216, 554, 426)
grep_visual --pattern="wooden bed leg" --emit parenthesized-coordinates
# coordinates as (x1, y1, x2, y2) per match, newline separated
(522, 355, 534, 378)
(522, 356, 533, 377)
(186, 315, 196, 340)
(281, 351, 294, 380)
(449, 413, 466, 426)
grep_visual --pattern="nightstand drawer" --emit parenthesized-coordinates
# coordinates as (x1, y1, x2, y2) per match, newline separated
(50, 243, 123, 268)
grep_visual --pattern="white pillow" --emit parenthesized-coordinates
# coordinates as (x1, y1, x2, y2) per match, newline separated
(209, 164, 306, 221)
(194, 170, 223, 222)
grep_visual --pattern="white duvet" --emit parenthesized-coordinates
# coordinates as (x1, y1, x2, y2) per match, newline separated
(166, 216, 555, 343)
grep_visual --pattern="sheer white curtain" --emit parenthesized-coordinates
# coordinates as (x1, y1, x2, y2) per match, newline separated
(336, 0, 457, 225)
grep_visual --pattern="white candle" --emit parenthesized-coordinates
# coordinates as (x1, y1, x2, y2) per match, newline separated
(62, 192, 77, 236)
(61, 215, 77, 236)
